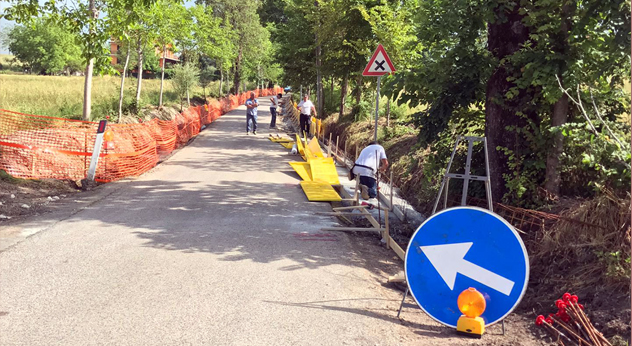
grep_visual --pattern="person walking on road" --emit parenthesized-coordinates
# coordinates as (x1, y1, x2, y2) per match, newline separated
(351, 141, 388, 200)
(297, 94, 316, 138)
(269, 94, 279, 128)
(246, 92, 259, 135)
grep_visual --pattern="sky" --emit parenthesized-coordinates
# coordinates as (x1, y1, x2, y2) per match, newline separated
(1, 2, 17, 54)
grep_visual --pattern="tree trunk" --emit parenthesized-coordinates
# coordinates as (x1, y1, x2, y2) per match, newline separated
(118, 44, 131, 122)
(83, 59, 94, 121)
(135, 37, 144, 113)
(330, 76, 334, 102)
(339, 73, 348, 115)
(81, 0, 97, 121)
(544, 2, 572, 196)
(545, 94, 569, 195)
(314, 0, 324, 118)
(226, 68, 231, 95)
(219, 68, 223, 96)
(485, 3, 533, 201)
(233, 40, 243, 95)
(159, 44, 166, 108)
(354, 74, 362, 104)
(315, 39, 323, 118)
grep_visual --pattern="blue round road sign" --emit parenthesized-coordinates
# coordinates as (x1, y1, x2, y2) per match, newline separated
(405, 206, 529, 327)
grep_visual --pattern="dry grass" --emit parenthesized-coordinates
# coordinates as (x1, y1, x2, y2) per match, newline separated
(0, 74, 222, 120)
(519, 191, 632, 340)
(534, 190, 631, 288)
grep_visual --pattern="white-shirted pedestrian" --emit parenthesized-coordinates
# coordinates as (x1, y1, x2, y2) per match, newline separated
(269, 94, 278, 128)
(297, 94, 316, 138)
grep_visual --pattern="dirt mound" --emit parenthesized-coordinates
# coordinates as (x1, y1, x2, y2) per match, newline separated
(0, 170, 80, 222)
(522, 190, 631, 340)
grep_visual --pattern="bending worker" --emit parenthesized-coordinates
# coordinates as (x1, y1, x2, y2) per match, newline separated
(351, 141, 388, 200)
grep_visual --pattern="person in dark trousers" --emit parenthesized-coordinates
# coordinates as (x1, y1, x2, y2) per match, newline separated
(297, 94, 316, 138)
(245, 92, 258, 135)
(351, 141, 388, 200)
(269, 94, 279, 128)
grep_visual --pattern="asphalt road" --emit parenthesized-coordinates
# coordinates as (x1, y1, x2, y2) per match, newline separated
(0, 99, 433, 345)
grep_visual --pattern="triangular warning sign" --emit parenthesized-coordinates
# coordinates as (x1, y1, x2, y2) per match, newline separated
(362, 44, 396, 76)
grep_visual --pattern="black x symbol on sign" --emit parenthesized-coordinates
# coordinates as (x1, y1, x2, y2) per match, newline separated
(374, 60, 386, 71)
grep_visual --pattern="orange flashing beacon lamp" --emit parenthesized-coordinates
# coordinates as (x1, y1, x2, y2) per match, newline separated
(456, 287, 486, 338)
(103, 130, 115, 150)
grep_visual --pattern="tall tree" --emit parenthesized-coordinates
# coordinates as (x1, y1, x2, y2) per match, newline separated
(130, 2, 161, 112)
(190, 4, 235, 97)
(108, 6, 138, 120)
(199, 0, 263, 94)
(154, 0, 187, 108)
(514, 0, 631, 197)
(7, 17, 82, 75)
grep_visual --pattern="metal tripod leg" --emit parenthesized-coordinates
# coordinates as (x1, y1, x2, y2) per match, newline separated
(397, 288, 409, 318)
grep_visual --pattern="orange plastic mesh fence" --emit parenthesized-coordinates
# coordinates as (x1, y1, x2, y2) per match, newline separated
(0, 87, 284, 182)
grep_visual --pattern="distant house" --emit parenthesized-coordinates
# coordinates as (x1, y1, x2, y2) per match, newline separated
(109, 40, 179, 72)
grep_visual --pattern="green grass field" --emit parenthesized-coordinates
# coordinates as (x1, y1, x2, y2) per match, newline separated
(0, 73, 223, 120)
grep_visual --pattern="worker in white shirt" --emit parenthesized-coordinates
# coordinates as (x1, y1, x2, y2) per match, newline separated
(297, 94, 316, 138)
(351, 141, 388, 200)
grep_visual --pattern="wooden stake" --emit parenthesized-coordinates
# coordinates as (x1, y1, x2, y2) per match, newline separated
(551, 316, 591, 345)
(333, 205, 368, 211)
(543, 323, 580, 346)
(352, 178, 360, 205)
(566, 303, 610, 346)
(384, 209, 390, 249)
(389, 170, 394, 211)
(321, 227, 385, 232)
(567, 304, 601, 346)
(573, 304, 611, 346)
(315, 212, 363, 216)
(328, 133, 332, 157)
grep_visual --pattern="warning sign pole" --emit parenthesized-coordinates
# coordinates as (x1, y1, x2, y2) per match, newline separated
(374, 76, 381, 141)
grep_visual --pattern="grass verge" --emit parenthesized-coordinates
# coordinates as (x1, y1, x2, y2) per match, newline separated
(0, 74, 226, 120)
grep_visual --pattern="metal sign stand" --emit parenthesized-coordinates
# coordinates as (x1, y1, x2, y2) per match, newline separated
(397, 136, 505, 334)
(432, 136, 493, 214)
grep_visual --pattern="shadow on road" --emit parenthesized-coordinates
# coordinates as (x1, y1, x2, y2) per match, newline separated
(264, 299, 456, 339)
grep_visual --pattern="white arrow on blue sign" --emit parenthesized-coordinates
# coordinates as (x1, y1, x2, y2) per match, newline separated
(405, 206, 529, 328)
